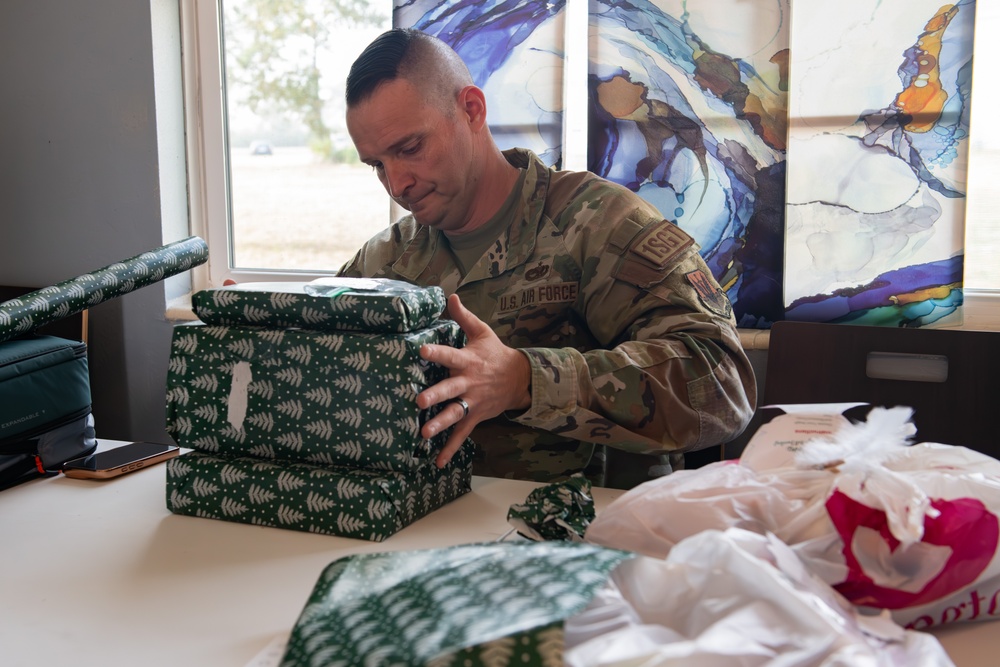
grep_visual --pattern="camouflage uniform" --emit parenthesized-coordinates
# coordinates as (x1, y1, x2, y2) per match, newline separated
(340, 148, 756, 488)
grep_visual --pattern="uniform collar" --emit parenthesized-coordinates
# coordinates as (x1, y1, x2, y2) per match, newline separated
(391, 148, 551, 285)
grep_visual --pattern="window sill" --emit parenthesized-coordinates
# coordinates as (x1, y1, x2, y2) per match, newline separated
(739, 329, 772, 351)
(942, 290, 1000, 331)
(165, 293, 196, 322)
(164, 291, 999, 348)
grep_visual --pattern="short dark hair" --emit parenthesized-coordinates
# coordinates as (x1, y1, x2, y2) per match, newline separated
(346, 28, 418, 106)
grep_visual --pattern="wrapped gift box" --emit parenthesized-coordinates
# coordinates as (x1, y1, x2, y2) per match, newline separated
(165, 445, 473, 542)
(165, 320, 464, 471)
(191, 278, 447, 334)
(278, 542, 632, 665)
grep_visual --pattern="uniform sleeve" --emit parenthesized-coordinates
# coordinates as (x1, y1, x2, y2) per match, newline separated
(510, 217, 757, 455)
(335, 223, 407, 278)
(337, 251, 364, 277)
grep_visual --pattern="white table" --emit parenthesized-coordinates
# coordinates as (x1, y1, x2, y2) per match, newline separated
(0, 441, 995, 666)
(0, 442, 624, 667)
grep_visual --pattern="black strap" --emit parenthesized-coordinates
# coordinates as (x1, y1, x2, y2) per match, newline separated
(0, 453, 56, 491)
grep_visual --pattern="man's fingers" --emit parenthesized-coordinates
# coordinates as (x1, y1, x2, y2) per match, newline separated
(435, 421, 475, 468)
(447, 293, 492, 339)
(418, 292, 518, 468)
(416, 377, 467, 411)
(420, 398, 470, 438)
(419, 342, 463, 368)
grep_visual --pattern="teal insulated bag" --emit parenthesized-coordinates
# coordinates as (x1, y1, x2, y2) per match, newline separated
(0, 335, 96, 489)
(0, 237, 209, 489)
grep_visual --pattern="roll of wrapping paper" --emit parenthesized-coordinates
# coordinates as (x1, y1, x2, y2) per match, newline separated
(0, 236, 208, 344)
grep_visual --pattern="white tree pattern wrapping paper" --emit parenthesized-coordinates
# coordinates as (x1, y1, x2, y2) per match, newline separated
(165, 446, 473, 542)
(0, 236, 208, 343)
(165, 320, 465, 471)
(278, 542, 633, 665)
(191, 278, 447, 334)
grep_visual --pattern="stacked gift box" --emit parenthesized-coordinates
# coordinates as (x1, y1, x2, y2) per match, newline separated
(164, 278, 474, 542)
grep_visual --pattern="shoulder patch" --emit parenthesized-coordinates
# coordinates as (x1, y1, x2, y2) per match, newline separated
(685, 269, 733, 318)
(628, 221, 693, 268)
(612, 219, 695, 288)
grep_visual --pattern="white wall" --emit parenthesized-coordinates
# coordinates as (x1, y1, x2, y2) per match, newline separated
(0, 0, 187, 444)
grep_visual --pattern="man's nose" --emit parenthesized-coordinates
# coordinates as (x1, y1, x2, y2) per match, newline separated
(382, 161, 414, 199)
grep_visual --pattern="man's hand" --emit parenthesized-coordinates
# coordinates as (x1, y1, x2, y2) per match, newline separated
(417, 293, 531, 468)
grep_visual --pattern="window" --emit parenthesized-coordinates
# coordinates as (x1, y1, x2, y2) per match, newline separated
(180, 0, 998, 329)
(966, 1, 1000, 291)
(957, 1, 1000, 329)
(182, 0, 392, 285)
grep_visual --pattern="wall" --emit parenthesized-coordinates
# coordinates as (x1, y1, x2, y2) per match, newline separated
(0, 0, 187, 444)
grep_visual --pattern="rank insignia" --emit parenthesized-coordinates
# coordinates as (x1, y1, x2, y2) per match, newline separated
(629, 221, 692, 268)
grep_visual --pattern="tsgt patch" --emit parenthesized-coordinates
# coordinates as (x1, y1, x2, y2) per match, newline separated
(629, 221, 693, 268)
(685, 270, 732, 318)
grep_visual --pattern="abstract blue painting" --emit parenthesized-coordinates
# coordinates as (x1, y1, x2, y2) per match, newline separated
(396, 0, 976, 328)
(784, 0, 974, 327)
(394, 0, 566, 166)
(587, 0, 789, 328)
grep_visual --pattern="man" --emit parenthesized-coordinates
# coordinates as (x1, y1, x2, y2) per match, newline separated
(339, 28, 756, 488)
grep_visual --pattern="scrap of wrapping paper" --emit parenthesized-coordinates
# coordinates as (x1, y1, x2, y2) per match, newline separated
(0, 236, 208, 343)
(507, 473, 595, 541)
(278, 541, 633, 666)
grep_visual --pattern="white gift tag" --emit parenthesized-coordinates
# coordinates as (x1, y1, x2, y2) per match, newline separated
(740, 403, 866, 472)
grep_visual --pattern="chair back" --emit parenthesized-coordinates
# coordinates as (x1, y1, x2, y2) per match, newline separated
(763, 321, 998, 458)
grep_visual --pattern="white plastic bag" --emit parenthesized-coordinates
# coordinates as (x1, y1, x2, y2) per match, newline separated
(565, 528, 954, 666)
(586, 407, 1000, 630)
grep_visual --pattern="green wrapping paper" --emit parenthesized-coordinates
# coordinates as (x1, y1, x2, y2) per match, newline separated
(165, 445, 473, 541)
(279, 542, 633, 666)
(192, 278, 447, 334)
(0, 237, 208, 343)
(507, 474, 596, 542)
(165, 320, 465, 471)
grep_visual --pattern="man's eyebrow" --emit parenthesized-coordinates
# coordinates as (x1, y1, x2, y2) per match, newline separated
(358, 132, 424, 166)
(375, 133, 424, 159)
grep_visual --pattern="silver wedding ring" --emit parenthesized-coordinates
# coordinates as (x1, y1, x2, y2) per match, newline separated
(454, 398, 470, 419)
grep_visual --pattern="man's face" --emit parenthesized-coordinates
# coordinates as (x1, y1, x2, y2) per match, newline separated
(347, 78, 479, 233)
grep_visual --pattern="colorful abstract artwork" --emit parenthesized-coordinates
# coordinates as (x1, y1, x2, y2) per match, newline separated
(396, 0, 976, 328)
(394, 0, 566, 166)
(784, 0, 974, 327)
(588, 0, 790, 328)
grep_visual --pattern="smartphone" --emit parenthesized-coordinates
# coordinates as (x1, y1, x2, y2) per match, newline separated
(62, 442, 180, 480)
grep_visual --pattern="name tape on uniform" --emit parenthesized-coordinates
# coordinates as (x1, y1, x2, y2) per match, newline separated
(498, 282, 579, 313)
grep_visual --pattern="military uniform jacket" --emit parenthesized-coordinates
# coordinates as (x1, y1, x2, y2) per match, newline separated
(340, 149, 756, 484)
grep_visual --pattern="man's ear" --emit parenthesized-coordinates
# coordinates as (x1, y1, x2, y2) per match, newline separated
(458, 85, 488, 131)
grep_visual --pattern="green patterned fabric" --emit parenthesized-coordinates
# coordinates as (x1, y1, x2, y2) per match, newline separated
(279, 542, 633, 666)
(0, 237, 208, 344)
(192, 278, 447, 334)
(426, 622, 563, 667)
(165, 445, 473, 541)
(165, 320, 465, 471)
(506, 474, 596, 542)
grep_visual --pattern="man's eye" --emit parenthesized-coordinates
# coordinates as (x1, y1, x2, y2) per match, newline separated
(401, 144, 420, 156)
(371, 162, 384, 172)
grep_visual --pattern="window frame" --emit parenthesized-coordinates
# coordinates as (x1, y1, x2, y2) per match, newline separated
(181, 0, 348, 288)
(178, 0, 999, 333)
